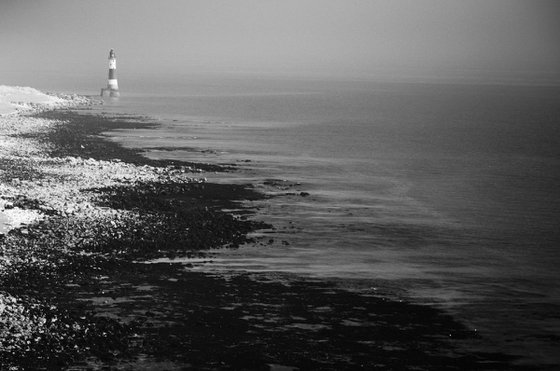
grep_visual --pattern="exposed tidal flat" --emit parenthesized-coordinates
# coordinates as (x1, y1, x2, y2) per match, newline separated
(0, 90, 555, 370)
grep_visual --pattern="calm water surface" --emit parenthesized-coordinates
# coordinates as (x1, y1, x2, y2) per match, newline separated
(87, 77, 560, 365)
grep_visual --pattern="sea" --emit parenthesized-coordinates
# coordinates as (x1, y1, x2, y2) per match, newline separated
(57, 74, 560, 365)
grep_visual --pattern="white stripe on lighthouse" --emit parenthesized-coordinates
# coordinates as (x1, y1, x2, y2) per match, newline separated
(107, 79, 119, 89)
(109, 59, 116, 69)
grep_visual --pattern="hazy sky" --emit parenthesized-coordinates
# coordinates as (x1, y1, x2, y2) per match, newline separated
(1, 0, 559, 86)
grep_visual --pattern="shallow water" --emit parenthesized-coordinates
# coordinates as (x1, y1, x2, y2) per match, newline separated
(88, 76, 560, 365)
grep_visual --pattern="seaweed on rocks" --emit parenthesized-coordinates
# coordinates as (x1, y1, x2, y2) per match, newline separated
(0, 158, 46, 183)
(0, 225, 134, 369)
(77, 181, 270, 260)
(0, 293, 133, 370)
(31, 110, 228, 172)
(88, 181, 267, 213)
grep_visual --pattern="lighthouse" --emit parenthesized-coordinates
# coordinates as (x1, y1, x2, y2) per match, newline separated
(101, 49, 120, 97)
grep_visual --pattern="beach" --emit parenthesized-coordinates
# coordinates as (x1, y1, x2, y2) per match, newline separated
(0, 86, 556, 370)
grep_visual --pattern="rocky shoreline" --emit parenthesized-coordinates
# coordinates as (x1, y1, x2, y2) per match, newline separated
(0, 97, 543, 370)
(0, 97, 270, 368)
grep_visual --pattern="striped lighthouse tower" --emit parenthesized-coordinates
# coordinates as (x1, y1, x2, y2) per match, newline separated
(101, 49, 120, 97)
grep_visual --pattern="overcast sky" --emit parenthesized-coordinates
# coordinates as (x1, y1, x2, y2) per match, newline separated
(1, 0, 559, 87)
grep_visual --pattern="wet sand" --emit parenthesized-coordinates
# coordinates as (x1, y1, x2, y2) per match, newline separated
(0, 107, 547, 369)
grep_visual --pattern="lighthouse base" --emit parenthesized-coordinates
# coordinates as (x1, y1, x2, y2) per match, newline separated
(101, 88, 120, 97)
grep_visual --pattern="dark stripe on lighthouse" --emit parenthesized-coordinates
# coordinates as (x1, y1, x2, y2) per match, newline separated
(109, 69, 116, 79)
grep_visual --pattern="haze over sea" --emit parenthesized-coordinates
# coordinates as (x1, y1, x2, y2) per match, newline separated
(66, 74, 559, 365)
